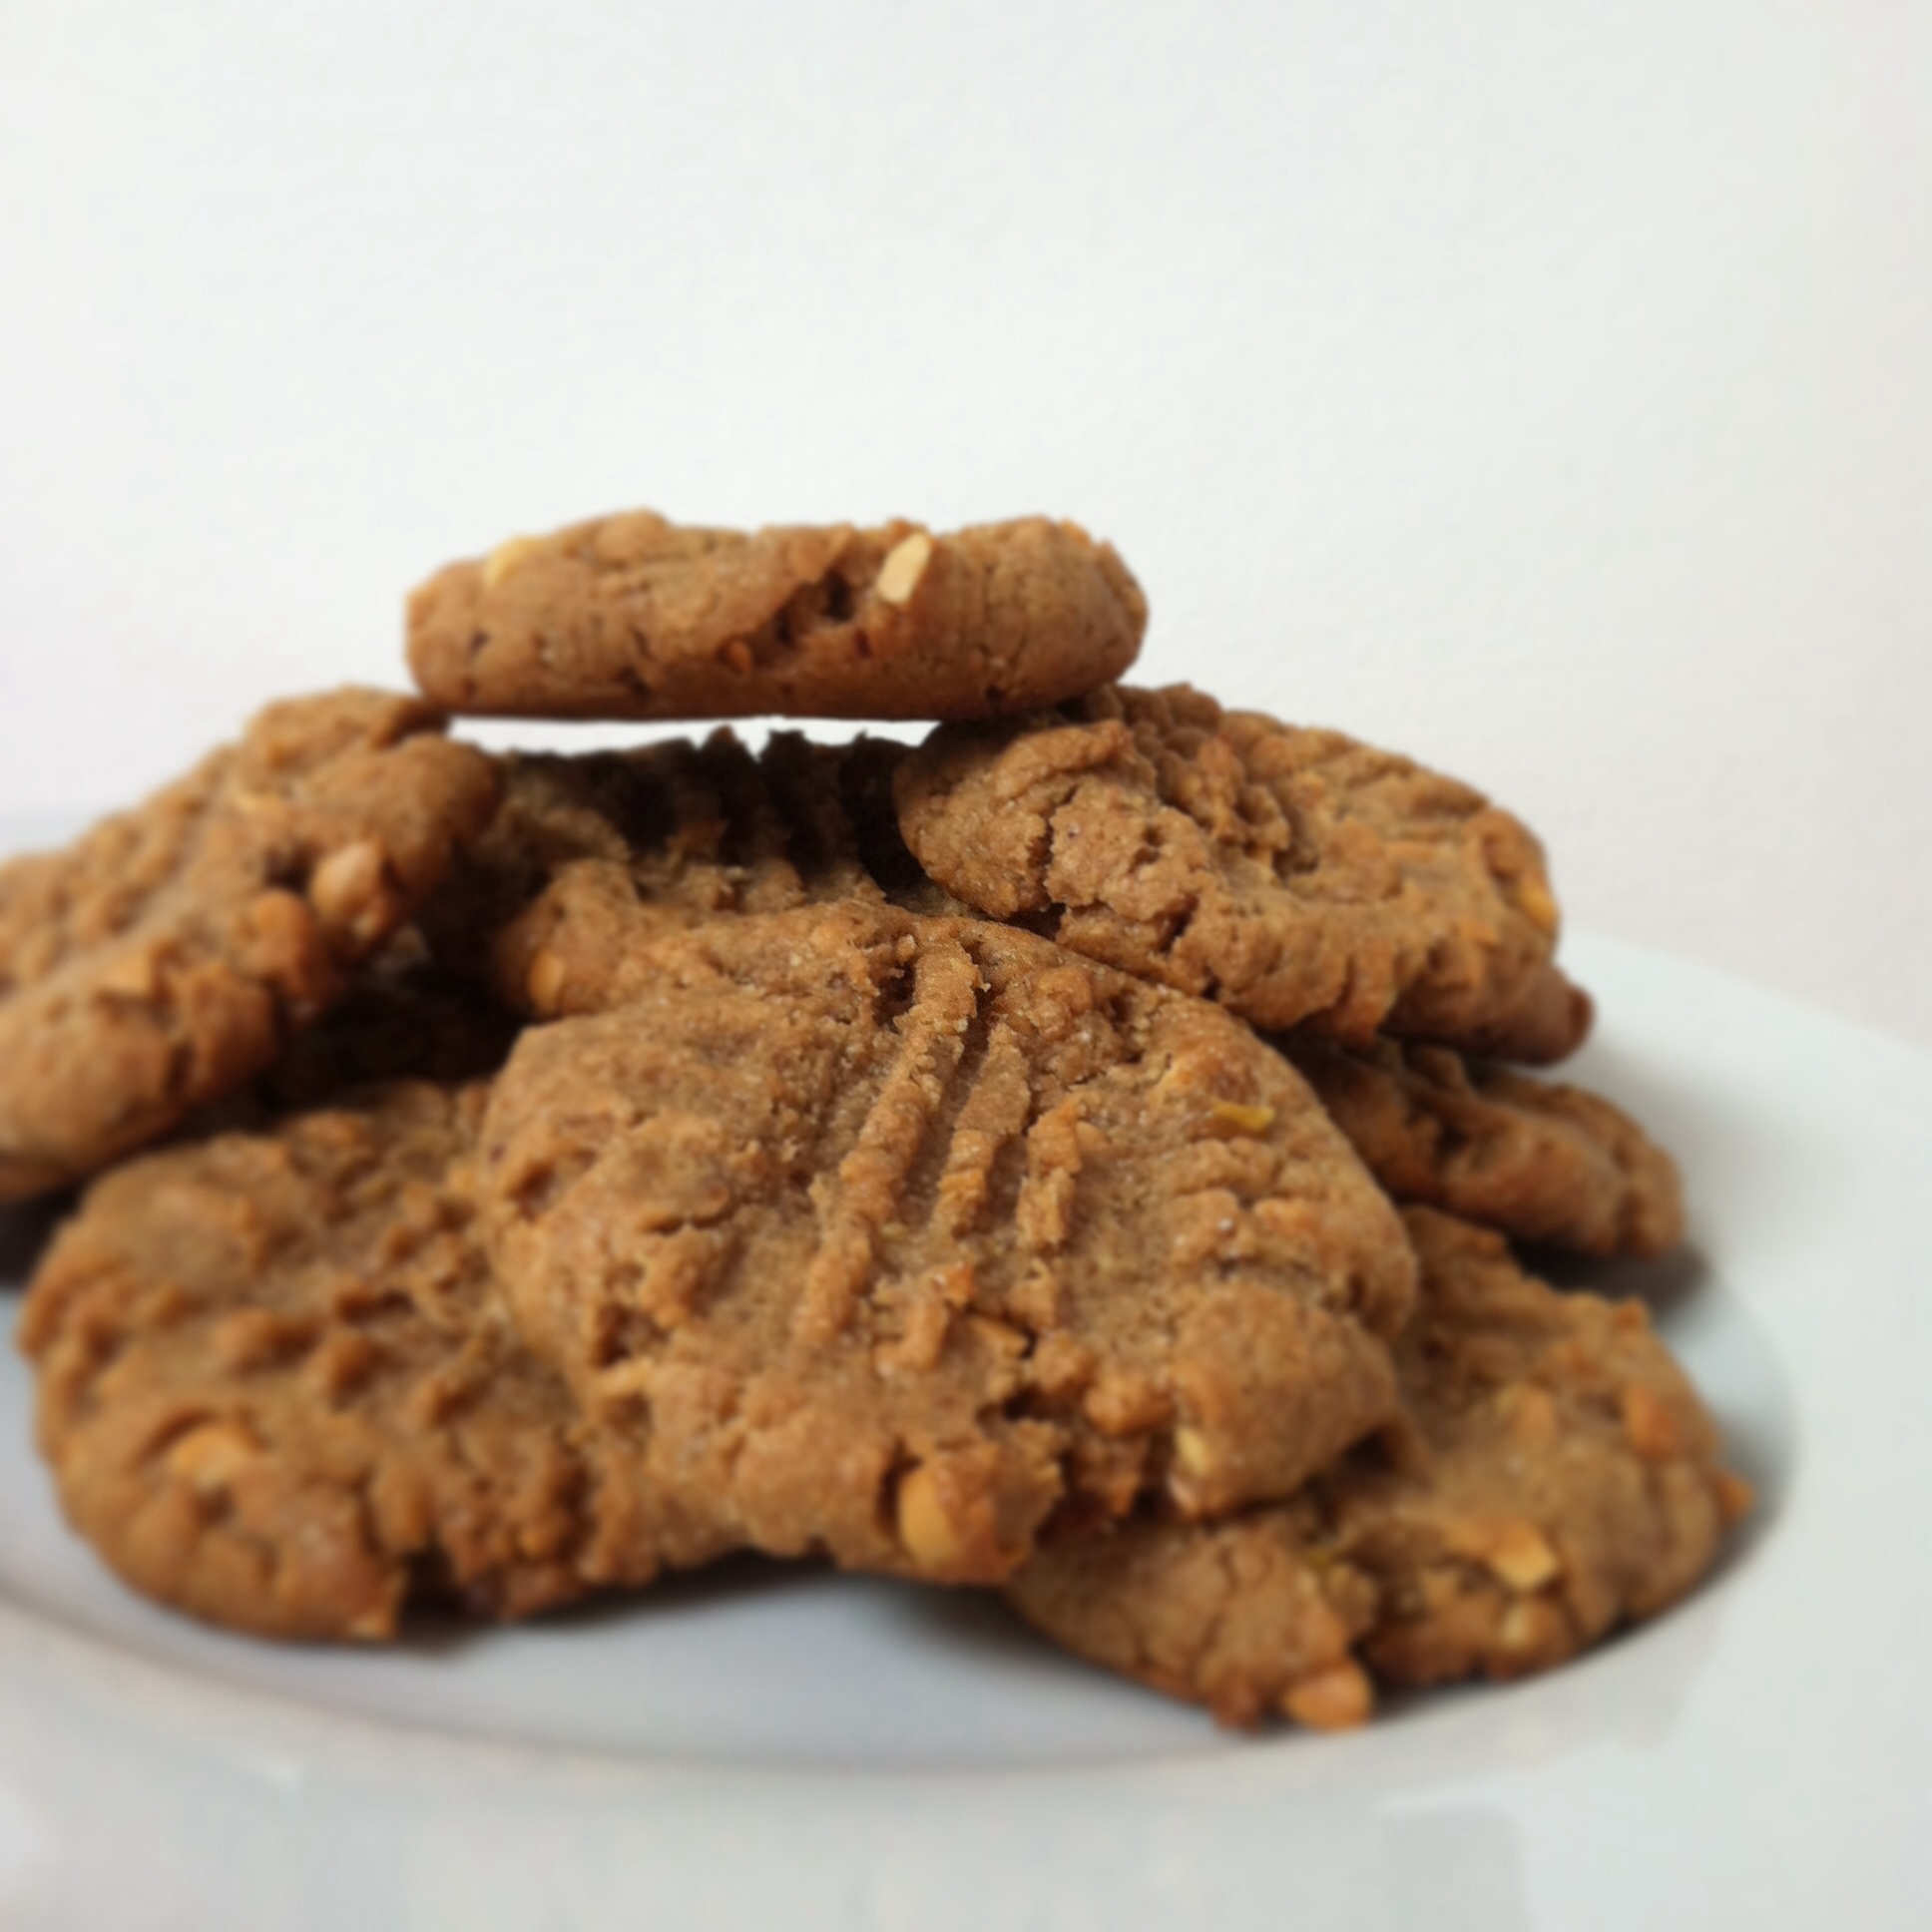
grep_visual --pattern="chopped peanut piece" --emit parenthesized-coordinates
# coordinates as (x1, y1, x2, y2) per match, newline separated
(525, 949, 570, 1015)
(164, 1421, 259, 1492)
(966, 1314, 1028, 1360)
(1284, 1660, 1373, 1730)
(1515, 876, 1561, 938)
(1498, 1595, 1567, 1660)
(1484, 1521, 1562, 1593)
(896, 1464, 967, 1573)
(481, 534, 543, 592)
(874, 531, 934, 606)
(246, 889, 326, 995)
(308, 838, 395, 947)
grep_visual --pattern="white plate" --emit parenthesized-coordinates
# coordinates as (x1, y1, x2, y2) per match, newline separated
(1, 898, 1926, 1930)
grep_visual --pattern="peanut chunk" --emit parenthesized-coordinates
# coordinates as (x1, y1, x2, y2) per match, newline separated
(1515, 876, 1561, 938)
(525, 948, 570, 1015)
(309, 839, 397, 950)
(94, 944, 164, 1000)
(481, 534, 543, 592)
(1483, 1521, 1562, 1594)
(1283, 1660, 1373, 1730)
(1497, 1595, 1567, 1662)
(164, 1421, 260, 1492)
(875, 531, 934, 606)
(896, 1463, 966, 1573)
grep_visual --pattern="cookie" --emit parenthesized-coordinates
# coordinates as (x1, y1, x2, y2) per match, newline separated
(1005, 1208, 1746, 1727)
(17, 1082, 678, 1640)
(1279, 1036, 1685, 1258)
(479, 900, 1420, 1585)
(0, 690, 497, 1202)
(895, 684, 1591, 1063)
(424, 729, 961, 1018)
(406, 510, 1147, 723)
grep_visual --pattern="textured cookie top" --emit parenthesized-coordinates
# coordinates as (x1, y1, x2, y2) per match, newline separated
(896, 684, 1591, 1062)
(0, 690, 498, 1201)
(479, 901, 1418, 1585)
(17, 1081, 672, 1641)
(406, 510, 1147, 723)
(1006, 1208, 1745, 1727)
(1279, 1036, 1686, 1258)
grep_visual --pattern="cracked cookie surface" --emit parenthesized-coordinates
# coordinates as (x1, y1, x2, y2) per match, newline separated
(896, 685, 1591, 1062)
(478, 900, 1419, 1585)
(0, 690, 497, 1201)
(1279, 1036, 1685, 1258)
(18, 1081, 676, 1640)
(1005, 1208, 1745, 1726)
(407, 510, 1146, 723)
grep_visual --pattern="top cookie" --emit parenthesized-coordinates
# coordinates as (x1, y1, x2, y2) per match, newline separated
(405, 510, 1146, 723)
(896, 684, 1590, 1062)
(0, 689, 497, 1201)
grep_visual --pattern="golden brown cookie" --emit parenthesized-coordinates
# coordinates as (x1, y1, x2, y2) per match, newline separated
(0, 690, 497, 1202)
(406, 510, 1146, 723)
(17, 1082, 677, 1641)
(479, 900, 1419, 1586)
(1279, 1036, 1685, 1258)
(1004, 1208, 1746, 1727)
(895, 684, 1591, 1063)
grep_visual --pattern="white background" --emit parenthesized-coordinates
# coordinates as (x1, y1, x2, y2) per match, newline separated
(2, 1, 1927, 1043)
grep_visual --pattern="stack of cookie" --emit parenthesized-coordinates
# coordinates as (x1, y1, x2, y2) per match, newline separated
(0, 510, 1747, 1728)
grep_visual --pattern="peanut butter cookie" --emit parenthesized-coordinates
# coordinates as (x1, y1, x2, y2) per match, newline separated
(1005, 1208, 1745, 1727)
(479, 901, 1419, 1586)
(0, 691, 497, 1201)
(18, 1081, 677, 1640)
(407, 511, 1146, 722)
(1279, 1037, 1685, 1258)
(895, 685, 1591, 1063)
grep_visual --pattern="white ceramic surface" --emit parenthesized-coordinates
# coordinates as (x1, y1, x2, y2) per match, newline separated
(0, 898, 1925, 1929)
